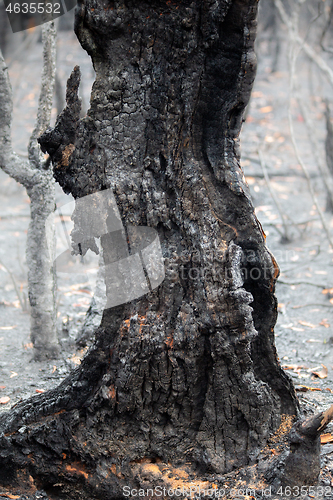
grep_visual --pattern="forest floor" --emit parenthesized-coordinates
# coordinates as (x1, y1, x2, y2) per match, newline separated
(1, 16, 333, 500)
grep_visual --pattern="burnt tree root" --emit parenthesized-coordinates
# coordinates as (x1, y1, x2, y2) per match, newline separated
(265, 405, 333, 490)
(0, 397, 330, 499)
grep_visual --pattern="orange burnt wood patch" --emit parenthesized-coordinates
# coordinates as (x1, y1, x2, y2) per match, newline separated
(110, 463, 124, 479)
(165, 333, 174, 349)
(120, 315, 148, 336)
(109, 385, 116, 399)
(65, 461, 89, 480)
(321, 433, 333, 444)
(60, 144, 75, 167)
(129, 459, 214, 492)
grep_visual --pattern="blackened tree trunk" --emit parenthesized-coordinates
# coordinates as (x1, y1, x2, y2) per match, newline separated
(0, 1, 301, 498)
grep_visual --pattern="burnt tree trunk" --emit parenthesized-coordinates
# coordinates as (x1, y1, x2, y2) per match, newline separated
(0, 1, 300, 498)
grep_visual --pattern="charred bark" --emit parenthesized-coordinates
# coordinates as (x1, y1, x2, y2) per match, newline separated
(0, 1, 302, 498)
(76, 252, 106, 347)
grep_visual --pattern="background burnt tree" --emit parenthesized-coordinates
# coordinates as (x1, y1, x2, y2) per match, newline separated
(0, 0, 305, 498)
(0, 22, 60, 360)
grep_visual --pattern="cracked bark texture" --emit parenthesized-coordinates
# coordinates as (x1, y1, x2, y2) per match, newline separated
(0, 1, 299, 498)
